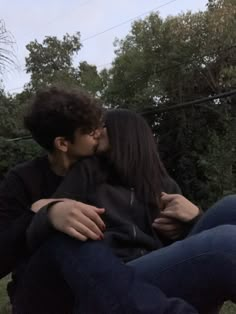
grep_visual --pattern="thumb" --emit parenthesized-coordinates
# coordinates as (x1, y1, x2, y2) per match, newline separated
(160, 192, 169, 210)
(161, 192, 177, 203)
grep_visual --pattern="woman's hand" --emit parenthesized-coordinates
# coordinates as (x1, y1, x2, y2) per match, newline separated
(159, 193, 200, 222)
(152, 215, 184, 240)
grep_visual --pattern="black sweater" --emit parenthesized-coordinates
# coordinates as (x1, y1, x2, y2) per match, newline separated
(0, 156, 62, 299)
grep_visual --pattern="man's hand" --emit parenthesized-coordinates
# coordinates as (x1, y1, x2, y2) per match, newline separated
(159, 193, 200, 222)
(48, 200, 105, 242)
(31, 198, 66, 213)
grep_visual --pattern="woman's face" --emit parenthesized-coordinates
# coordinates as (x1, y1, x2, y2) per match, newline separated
(97, 127, 110, 153)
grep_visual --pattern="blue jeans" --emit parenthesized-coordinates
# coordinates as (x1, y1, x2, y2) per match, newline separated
(13, 234, 197, 314)
(13, 195, 236, 313)
(190, 195, 236, 234)
(129, 195, 236, 314)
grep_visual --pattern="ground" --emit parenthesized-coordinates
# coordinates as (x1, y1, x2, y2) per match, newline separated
(0, 276, 235, 314)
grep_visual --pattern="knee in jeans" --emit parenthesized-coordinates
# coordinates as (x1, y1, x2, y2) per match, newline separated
(220, 194, 236, 206)
(211, 225, 236, 249)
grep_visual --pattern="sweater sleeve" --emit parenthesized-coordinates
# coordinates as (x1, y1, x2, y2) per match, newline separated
(163, 176, 182, 195)
(27, 158, 97, 251)
(0, 170, 34, 279)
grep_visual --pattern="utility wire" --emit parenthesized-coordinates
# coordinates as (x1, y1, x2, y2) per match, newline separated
(5, 135, 32, 142)
(141, 89, 236, 116)
(81, 0, 178, 42)
(4, 90, 236, 142)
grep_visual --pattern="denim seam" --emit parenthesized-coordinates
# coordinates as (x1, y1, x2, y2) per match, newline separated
(154, 250, 235, 274)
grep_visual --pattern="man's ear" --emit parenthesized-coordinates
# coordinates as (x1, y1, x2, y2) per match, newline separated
(54, 137, 69, 152)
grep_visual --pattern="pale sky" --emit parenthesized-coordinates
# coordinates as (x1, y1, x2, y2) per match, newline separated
(1, 0, 208, 93)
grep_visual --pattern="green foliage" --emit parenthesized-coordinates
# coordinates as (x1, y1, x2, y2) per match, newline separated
(25, 33, 81, 91)
(0, 138, 42, 176)
(0, 88, 42, 175)
(0, 92, 17, 137)
(24, 33, 104, 98)
(0, 277, 10, 314)
(79, 61, 103, 96)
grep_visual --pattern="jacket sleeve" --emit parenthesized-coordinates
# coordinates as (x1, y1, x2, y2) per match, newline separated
(27, 159, 96, 251)
(0, 170, 34, 279)
(163, 176, 182, 195)
(162, 176, 203, 239)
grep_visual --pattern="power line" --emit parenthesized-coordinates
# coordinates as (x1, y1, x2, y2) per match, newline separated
(141, 89, 236, 116)
(5, 135, 32, 142)
(4, 90, 236, 142)
(81, 0, 178, 42)
(152, 45, 236, 76)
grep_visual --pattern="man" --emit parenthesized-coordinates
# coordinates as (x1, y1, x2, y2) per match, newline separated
(0, 86, 103, 298)
(0, 86, 199, 313)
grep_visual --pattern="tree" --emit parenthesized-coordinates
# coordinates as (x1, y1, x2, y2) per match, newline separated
(0, 89, 42, 177)
(0, 91, 17, 137)
(25, 33, 81, 91)
(79, 61, 103, 96)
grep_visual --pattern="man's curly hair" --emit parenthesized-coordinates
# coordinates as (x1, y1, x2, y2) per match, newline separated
(24, 86, 103, 151)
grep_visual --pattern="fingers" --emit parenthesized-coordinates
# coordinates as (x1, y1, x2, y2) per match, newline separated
(160, 192, 182, 209)
(161, 192, 178, 202)
(152, 221, 180, 232)
(75, 213, 104, 239)
(77, 203, 106, 230)
(152, 222, 182, 240)
(159, 192, 176, 210)
(153, 217, 174, 224)
(160, 208, 180, 219)
(70, 221, 103, 241)
(66, 228, 88, 242)
(152, 215, 182, 240)
(48, 200, 106, 241)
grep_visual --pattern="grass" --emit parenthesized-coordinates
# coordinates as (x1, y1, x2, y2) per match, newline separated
(0, 277, 11, 314)
(0, 276, 235, 314)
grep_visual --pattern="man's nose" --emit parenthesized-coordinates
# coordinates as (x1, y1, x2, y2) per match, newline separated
(93, 127, 102, 139)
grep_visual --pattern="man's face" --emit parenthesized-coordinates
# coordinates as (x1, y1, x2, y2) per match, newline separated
(97, 127, 110, 153)
(67, 128, 102, 158)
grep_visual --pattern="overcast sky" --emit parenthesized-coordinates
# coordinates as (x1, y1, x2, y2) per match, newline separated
(1, 0, 208, 93)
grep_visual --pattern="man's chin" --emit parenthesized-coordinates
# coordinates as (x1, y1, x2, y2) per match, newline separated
(95, 145, 107, 155)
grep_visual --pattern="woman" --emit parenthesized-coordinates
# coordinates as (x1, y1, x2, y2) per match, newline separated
(21, 109, 236, 313)
(45, 109, 188, 261)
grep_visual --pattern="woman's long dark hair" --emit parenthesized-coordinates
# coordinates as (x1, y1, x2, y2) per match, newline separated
(105, 109, 170, 213)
